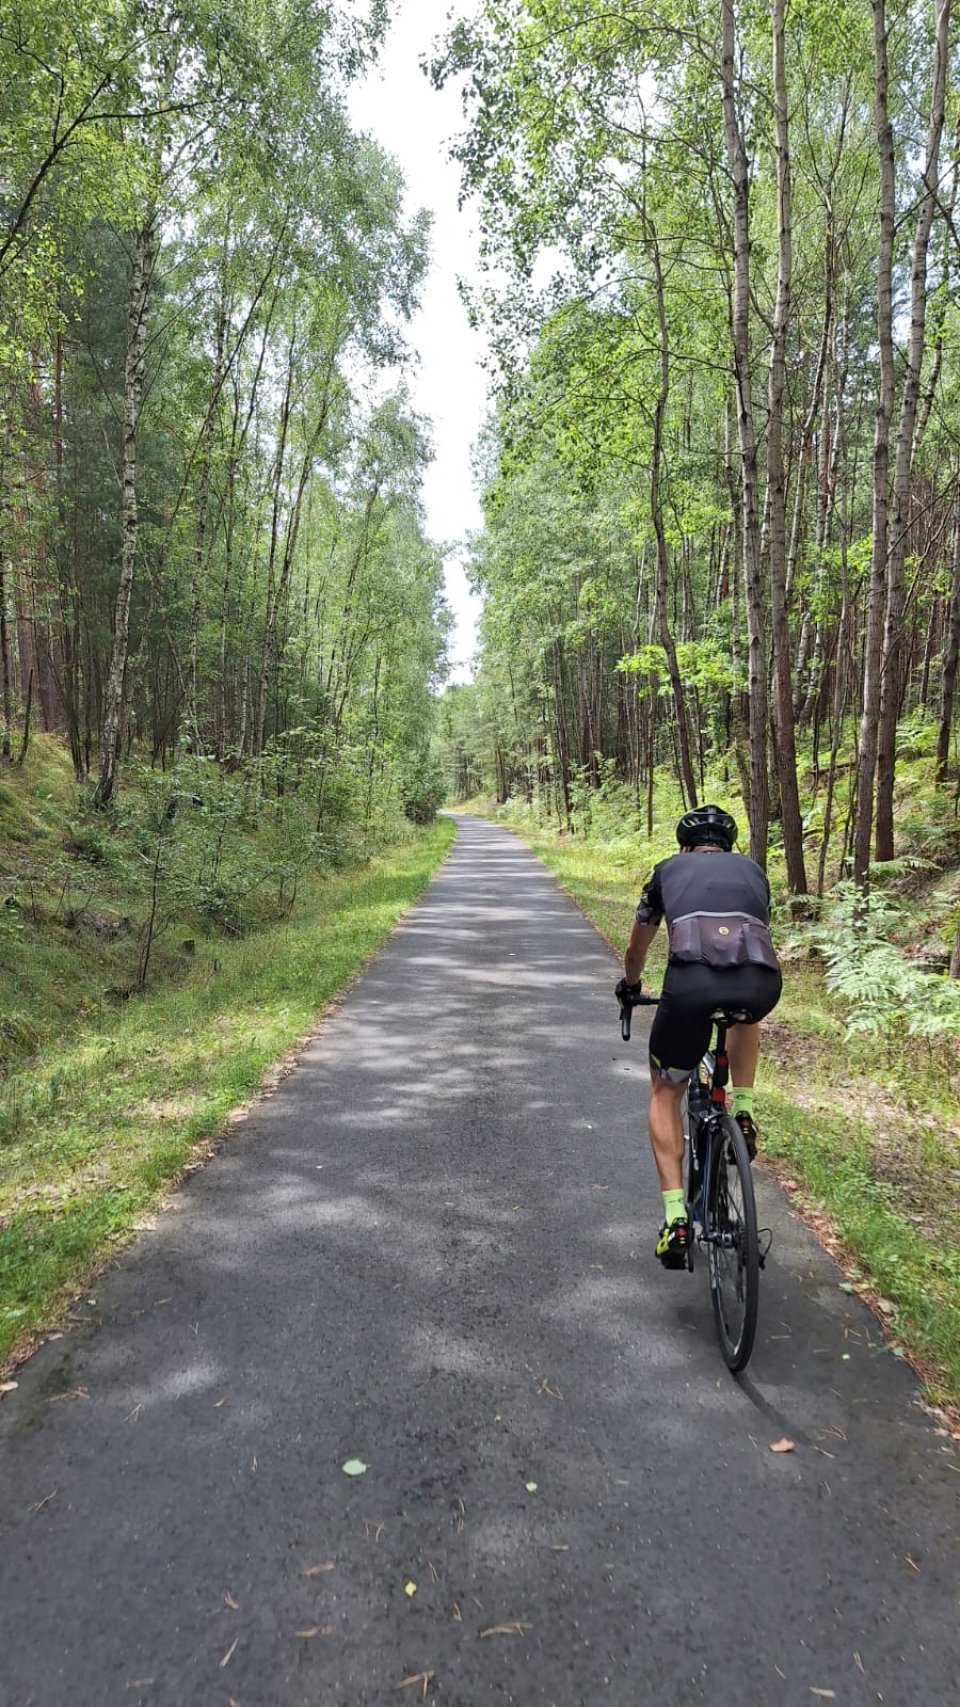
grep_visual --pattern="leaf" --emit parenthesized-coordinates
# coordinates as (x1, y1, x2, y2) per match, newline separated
(769, 1437, 796, 1454)
(877, 1298, 895, 1316)
(302, 1562, 335, 1577)
(219, 1639, 238, 1668)
(404, 1580, 417, 1597)
(223, 1592, 239, 1610)
(479, 1622, 531, 1638)
(0, 1382, 18, 1395)
(342, 1458, 368, 1476)
(296, 1626, 329, 1638)
(525, 1481, 538, 1492)
(810, 1692, 835, 1699)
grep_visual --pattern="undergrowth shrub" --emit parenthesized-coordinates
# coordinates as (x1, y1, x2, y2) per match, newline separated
(803, 882, 960, 1050)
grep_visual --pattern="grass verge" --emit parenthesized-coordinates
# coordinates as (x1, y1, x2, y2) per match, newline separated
(478, 806, 960, 1416)
(0, 816, 455, 1368)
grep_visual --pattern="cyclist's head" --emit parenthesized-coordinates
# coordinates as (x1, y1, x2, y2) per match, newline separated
(676, 803, 738, 852)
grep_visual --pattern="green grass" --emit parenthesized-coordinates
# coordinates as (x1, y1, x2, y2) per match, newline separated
(0, 816, 455, 1365)
(760, 1089, 960, 1407)
(477, 802, 960, 1413)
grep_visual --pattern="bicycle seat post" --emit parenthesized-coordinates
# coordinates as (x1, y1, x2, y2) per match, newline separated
(710, 1014, 731, 1106)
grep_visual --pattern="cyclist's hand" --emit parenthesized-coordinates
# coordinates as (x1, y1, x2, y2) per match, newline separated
(614, 976, 643, 1006)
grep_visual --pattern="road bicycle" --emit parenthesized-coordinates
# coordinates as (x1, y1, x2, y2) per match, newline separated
(618, 989, 768, 1372)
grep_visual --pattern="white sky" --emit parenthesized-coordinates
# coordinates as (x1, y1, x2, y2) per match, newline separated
(347, 0, 487, 682)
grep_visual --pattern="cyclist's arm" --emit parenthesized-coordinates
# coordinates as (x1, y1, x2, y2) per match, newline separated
(624, 918, 659, 984)
(625, 865, 664, 983)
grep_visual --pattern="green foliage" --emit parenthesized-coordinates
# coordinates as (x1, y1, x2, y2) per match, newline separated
(804, 883, 960, 1046)
(401, 750, 447, 824)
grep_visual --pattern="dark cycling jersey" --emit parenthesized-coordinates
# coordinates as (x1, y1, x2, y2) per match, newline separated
(636, 850, 782, 1078)
(636, 850, 778, 973)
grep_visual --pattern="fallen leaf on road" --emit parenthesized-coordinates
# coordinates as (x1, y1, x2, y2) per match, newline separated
(427, 1561, 439, 1582)
(342, 1458, 368, 1477)
(219, 1639, 238, 1668)
(810, 1692, 835, 1700)
(296, 1627, 330, 1638)
(905, 1555, 920, 1572)
(29, 1489, 57, 1514)
(769, 1438, 796, 1454)
(223, 1592, 239, 1610)
(404, 1580, 417, 1597)
(452, 1603, 462, 1622)
(877, 1298, 895, 1316)
(854, 1652, 865, 1675)
(525, 1482, 538, 1492)
(302, 1562, 334, 1577)
(0, 1382, 18, 1395)
(480, 1623, 531, 1638)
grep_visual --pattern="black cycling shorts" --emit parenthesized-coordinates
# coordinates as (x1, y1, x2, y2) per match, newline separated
(648, 964, 782, 1083)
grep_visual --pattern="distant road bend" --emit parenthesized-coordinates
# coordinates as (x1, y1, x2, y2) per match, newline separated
(0, 815, 957, 1705)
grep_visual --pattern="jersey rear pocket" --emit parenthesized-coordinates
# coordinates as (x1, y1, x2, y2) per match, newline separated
(668, 915, 779, 971)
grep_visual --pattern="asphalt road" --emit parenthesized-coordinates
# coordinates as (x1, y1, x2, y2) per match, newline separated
(1, 816, 957, 1706)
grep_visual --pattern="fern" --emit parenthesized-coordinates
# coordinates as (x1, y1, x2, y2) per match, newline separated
(807, 883, 960, 1045)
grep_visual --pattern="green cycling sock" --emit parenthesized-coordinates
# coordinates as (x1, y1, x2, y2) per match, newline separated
(731, 1087, 755, 1119)
(662, 1187, 687, 1225)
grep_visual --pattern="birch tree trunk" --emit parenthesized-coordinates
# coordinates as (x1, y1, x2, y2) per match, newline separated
(874, 0, 951, 859)
(94, 212, 154, 808)
(720, 0, 769, 864)
(766, 0, 807, 891)
(648, 219, 698, 809)
(852, 0, 897, 885)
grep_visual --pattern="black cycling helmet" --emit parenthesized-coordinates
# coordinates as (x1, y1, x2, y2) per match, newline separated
(676, 803, 738, 851)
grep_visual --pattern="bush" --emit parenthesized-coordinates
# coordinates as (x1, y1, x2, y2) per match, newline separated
(402, 752, 446, 824)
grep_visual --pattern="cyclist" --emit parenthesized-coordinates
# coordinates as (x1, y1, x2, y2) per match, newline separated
(616, 805, 782, 1269)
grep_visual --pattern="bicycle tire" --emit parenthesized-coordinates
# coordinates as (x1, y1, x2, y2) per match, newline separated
(706, 1114, 759, 1372)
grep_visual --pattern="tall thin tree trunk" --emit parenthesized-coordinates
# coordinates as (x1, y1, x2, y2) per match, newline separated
(875, 0, 951, 859)
(936, 485, 960, 782)
(648, 217, 698, 808)
(95, 212, 155, 808)
(767, 0, 807, 892)
(852, 0, 897, 886)
(721, 0, 769, 864)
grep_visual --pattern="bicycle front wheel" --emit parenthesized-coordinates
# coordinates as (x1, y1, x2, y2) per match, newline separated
(706, 1115, 759, 1372)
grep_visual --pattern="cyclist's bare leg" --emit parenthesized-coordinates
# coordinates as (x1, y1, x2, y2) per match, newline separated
(648, 1075, 686, 1192)
(727, 1021, 760, 1088)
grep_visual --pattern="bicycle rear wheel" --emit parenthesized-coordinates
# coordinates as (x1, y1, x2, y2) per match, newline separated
(706, 1115, 759, 1371)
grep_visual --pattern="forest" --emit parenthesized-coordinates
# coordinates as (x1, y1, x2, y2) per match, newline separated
(0, 0, 448, 834)
(434, 0, 960, 914)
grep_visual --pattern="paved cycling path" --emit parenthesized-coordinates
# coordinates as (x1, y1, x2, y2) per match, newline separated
(1, 817, 957, 1706)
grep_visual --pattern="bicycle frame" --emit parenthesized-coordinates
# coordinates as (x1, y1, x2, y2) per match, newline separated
(619, 988, 763, 1370)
